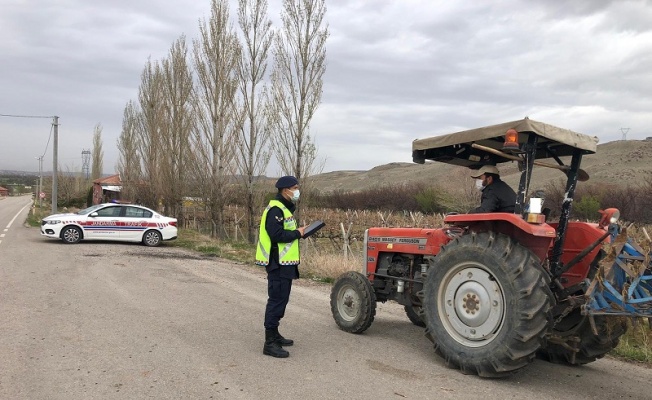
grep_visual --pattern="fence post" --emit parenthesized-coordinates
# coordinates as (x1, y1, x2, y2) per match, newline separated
(234, 213, 244, 241)
(340, 222, 353, 259)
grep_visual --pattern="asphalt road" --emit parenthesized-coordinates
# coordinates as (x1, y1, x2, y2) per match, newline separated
(0, 195, 650, 399)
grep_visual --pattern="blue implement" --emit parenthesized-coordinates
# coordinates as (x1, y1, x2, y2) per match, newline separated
(584, 239, 652, 318)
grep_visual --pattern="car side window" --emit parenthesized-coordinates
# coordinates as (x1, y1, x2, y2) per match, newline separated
(124, 206, 152, 218)
(95, 206, 122, 217)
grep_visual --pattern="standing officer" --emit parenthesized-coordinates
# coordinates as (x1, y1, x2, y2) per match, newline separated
(256, 175, 306, 358)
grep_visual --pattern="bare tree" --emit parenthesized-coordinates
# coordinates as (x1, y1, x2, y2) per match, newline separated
(191, 0, 241, 238)
(137, 58, 166, 210)
(117, 100, 143, 203)
(269, 0, 328, 204)
(56, 163, 86, 207)
(235, 0, 274, 243)
(91, 123, 104, 181)
(160, 36, 194, 224)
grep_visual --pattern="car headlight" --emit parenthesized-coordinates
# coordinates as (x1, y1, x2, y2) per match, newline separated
(45, 220, 62, 225)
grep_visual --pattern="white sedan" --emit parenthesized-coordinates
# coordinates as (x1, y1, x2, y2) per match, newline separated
(41, 203, 178, 246)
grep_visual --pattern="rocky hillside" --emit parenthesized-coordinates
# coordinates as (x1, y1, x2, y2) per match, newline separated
(307, 139, 652, 194)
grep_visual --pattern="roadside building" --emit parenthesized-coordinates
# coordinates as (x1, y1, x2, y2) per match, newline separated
(92, 174, 122, 204)
(0, 186, 8, 197)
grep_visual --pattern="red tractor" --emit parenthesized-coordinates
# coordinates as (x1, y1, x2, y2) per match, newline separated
(330, 118, 652, 377)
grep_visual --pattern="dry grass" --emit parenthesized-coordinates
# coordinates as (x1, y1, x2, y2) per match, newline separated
(613, 320, 652, 364)
(300, 246, 364, 283)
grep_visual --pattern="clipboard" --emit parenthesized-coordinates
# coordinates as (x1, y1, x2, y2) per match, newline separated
(303, 220, 326, 238)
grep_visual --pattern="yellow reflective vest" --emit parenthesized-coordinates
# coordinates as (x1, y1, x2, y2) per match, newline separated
(255, 200, 300, 266)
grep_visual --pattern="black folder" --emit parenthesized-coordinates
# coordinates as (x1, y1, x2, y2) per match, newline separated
(303, 220, 326, 238)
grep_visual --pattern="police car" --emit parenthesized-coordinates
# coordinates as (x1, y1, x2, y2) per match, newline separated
(40, 203, 178, 246)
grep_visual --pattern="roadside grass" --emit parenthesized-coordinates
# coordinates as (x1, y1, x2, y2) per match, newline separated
(300, 248, 362, 283)
(172, 229, 255, 263)
(612, 320, 652, 364)
(26, 203, 50, 227)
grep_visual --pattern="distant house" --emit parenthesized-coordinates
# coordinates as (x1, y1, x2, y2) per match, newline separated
(0, 186, 8, 197)
(92, 174, 122, 205)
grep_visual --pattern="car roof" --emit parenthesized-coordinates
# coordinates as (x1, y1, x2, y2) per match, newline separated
(412, 117, 598, 167)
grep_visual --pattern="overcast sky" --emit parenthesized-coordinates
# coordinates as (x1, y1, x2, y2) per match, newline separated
(1, 0, 651, 176)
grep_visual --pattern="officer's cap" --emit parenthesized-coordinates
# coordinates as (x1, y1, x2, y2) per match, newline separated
(275, 175, 299, 189)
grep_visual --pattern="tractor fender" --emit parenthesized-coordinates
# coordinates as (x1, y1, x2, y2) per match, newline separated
(444, 213, 556, 264)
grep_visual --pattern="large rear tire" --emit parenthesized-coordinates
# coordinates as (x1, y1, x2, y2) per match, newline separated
(538, 249, 627, 365)
(422, 232, 553, 378)
(405, 304, 426, 327)
(538, 309, 627, 365)
(330, 271, 376, 334)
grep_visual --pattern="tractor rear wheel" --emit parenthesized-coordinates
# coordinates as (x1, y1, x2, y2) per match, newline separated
(422, 232, 553, 377)
(538, 309, 627, 365)
(405, 305, 426, 327)
(330, 271, 376, 334)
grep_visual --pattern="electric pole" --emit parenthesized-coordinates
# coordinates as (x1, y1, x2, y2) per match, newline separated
(52, 116, 59, 213)
(36, 156, 43, 208)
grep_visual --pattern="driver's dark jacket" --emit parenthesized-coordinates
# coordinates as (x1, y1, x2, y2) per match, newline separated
(469, 178, 516, 213)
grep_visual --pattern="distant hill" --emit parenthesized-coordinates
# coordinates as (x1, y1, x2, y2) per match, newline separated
(4, 139, 650, 196)
(307, 139, 652, 194)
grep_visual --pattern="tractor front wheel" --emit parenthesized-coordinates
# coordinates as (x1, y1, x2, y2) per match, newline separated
(330, 271, 376, 334)
(422, 232, 553, 377)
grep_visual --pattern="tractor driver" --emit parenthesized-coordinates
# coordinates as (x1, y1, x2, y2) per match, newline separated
(469, 165, 517, 213)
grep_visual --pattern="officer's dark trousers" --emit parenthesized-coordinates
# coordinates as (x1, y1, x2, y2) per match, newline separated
(264, 268, 293, 329)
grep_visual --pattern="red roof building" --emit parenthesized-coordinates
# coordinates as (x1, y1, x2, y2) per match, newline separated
(92, 174, 122, 204)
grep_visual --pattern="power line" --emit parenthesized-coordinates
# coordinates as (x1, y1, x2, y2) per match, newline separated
(40, 123, 54, 158)
(0, 113, 54, 119)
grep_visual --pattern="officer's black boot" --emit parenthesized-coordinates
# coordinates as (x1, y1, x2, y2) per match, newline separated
(263, 329, 289, 358)
(273, 327, 294, 346)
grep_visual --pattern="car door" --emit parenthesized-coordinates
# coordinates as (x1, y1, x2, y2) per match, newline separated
(86, 205, 123, 240)
(120, 206, 153, 240)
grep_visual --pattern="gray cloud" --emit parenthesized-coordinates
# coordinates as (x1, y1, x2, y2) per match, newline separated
(2, 0, 651, 176)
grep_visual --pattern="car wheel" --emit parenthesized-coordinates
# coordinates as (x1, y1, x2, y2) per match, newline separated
(142, 230, 162, 247)
(61, 226, 82, 244)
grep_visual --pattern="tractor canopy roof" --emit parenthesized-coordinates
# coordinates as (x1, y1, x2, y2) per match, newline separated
(412, 117, 598, 167)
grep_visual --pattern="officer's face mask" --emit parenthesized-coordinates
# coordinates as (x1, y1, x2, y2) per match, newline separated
(288, 188, 300, 202)
(475, 179, 484, 191)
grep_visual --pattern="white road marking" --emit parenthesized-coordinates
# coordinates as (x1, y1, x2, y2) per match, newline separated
(6, 202, 32, 229)
(1, 202, 33, 246)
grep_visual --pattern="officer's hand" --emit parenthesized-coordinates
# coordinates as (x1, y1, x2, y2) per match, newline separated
(297, 226, 306, 237)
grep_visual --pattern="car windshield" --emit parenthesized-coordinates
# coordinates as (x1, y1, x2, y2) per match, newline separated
(76, 204, 105, 215)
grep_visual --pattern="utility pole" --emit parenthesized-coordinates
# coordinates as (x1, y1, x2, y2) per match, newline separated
(52, 116, 59, 213)
(36, 156, 43, 208)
